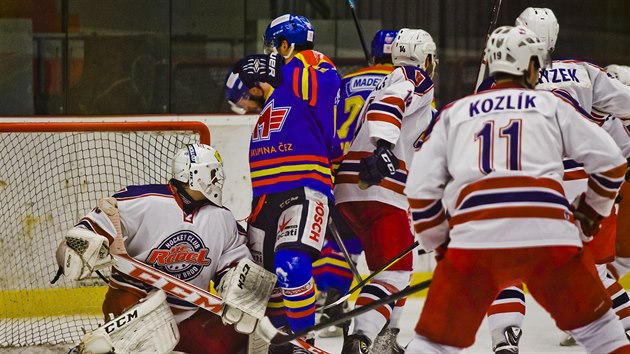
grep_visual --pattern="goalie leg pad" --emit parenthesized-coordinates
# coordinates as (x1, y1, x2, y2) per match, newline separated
(218, 258, 278, 332)
(78, 290, 179, 354)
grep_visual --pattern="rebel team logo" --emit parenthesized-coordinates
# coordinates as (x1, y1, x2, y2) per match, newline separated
(146, 230, 211, 281)
(252, 99, 291, 142)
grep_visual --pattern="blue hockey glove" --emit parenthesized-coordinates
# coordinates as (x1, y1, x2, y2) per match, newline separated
(358, 140, 399, 188)
(232, 53, 283, 89)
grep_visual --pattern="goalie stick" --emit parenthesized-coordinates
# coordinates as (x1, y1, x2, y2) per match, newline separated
(97, 197, 328, 354)
(474, 0, 503, 89)
(258, 278, 432, 345)
(321, 240, 422, 310)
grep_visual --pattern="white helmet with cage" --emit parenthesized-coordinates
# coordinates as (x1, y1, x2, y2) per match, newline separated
(485, 26, 550, 77)
(391, 28, 437, 74)
(515, 7, 559, 52)
(606, 64, 630, 86)
(172, 144, 225, 207)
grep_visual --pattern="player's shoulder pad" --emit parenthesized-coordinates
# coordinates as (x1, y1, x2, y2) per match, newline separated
(112, 184, 172, 200)
(550, 88, 594, 122)
(399, 66, 433, 95)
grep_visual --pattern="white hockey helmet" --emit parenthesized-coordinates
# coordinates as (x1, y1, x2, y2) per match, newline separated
(606, 64, 630, 86)
(515, 7, 559, 52)
(485, 26, 550, 77)
(391, 28, 437, 73)
(172, 144, 225, 207)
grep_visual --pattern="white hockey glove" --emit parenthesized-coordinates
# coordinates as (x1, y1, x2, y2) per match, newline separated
(57, 227, 114, 281)
(217, 258, 277, 334)
(76, 290, 179, 354)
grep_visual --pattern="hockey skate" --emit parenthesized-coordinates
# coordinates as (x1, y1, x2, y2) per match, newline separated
(559, 332, 577, 347)
(268, 338, 316, 354)
(341, 331, 371, 354)
(317, 288, 349, 338)
(372, 327, 405, 354)
(493, 326, 522, 354)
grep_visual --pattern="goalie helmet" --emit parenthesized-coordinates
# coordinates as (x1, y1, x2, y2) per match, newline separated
(263, 14, 314, 54)
(606, 64, 630, 86)
(391, 28, 437, 74)
(515, 7, 559, 52)
(485, 26, 550, 77)
(172, 144, 225, 207)
(371, 30, 398, 62)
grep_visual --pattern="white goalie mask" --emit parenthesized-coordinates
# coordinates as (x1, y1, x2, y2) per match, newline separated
(515, 7, 559, 53)
(485, 26, 551, 77)
(391, 28, 437, 76)
(172, 144, 225, 207)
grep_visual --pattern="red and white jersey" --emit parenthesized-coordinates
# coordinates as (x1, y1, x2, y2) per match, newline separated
(405, 83, 626, 251)
(536, 59, 630, 121)
(335, 66, 434, 210)
(78, 184, 251, 322)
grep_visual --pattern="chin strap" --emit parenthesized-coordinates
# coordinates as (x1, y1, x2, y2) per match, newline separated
(168, 179, 209, 215)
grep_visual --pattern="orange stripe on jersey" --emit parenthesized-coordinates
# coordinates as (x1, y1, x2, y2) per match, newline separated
(486, 302, 526, 316)
(252, 172, 332, 188)
(414, 212, 446, 234)
(588, 178, 617, 199)
(601, 163, 628, 179)
(456, 176, 565, 209)
(381, 96, 405, 111)
(450, 206, 574, 227)
(408, 198, 436, 209)
(564, 170, 588, 181)
(292, 67, 301, 98)
(367, 112, 402, 128)
(335, 174, 405, 194)
(308, 66, 318, 106)
(250, 154, 330, 168)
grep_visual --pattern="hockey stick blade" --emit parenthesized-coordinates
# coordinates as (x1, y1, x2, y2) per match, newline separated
(266, 278, 432, 345)
(321, 240, 420, 310)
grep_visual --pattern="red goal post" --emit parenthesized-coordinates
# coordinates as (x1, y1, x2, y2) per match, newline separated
(0, 120, 210, 347)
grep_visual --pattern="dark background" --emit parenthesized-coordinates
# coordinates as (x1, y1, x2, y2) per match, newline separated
(0, 0, 628, 115)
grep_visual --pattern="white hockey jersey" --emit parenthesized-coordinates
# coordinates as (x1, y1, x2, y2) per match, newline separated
(78, 184, 251, 323)
(537, 59, 630, 121)
(405, 83, 626, 251)
(334, 66, 434, 210)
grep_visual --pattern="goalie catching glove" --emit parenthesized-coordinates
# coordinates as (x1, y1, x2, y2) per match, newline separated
(217, 258, 277, 334)
(358, 139, 400, 189)
(55, 227, 114, 281)
(570, 193, 603, 243)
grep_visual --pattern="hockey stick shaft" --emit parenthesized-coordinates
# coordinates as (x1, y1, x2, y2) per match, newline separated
(474, 0, 503, 89)
(347, 0, 371, 65)
(321, 240, 420, 310)
(327, 218, 362, 283)
(269, 278, 432, 344)
(98, 198, 327, 354)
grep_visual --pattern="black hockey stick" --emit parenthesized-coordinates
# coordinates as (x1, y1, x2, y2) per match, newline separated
(327, 217, 362, 283)
(347, 0, 371, 65)
(475, 0, 503, 89)
(321, 240, 421, 310)
(258, 278, 432, 345)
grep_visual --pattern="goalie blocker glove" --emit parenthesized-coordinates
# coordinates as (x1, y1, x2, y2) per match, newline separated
(570, 193, 604, 243)
(358, 139, 400, 187)
(232, 52, 284, 89)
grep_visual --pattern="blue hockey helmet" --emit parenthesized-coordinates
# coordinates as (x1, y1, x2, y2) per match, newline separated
(263, 14, 315, 54)
(371, 30, 398, 61)
(224, 71, 257, 114)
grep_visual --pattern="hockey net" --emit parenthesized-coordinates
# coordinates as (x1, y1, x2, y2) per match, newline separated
(0, 120, 210, 348)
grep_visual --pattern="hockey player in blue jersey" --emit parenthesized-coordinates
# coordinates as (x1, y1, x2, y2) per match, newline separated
(233, 13, 341, 353)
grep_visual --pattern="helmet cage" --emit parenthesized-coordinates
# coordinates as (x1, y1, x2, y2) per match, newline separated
(172, 144, 225, 207)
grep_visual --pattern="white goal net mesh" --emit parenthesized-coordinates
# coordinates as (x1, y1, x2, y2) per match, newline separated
(0, 121, 208, 347)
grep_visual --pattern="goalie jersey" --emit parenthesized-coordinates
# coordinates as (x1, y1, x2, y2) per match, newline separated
(249, 50, 340, 200)
(334, 65, 434, 210)
(77, 184, 251, 322)
(405, 83, 626, 251)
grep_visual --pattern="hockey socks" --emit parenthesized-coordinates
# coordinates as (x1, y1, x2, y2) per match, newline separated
(275, 248, 317, 333)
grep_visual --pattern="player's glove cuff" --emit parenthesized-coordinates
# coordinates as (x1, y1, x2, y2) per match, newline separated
(570, 193, 603, 242)
(358, 142, 399, 187)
